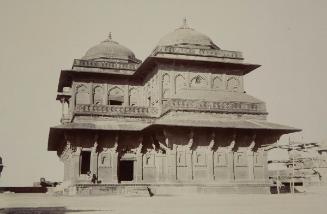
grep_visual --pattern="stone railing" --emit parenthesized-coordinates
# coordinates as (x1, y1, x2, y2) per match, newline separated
(73, 99, 266, 119)
(162, 99, 267, 115)
(73, 59, 140, 70)
(74, 104, 159, 118)
(153, 46, 243, 60)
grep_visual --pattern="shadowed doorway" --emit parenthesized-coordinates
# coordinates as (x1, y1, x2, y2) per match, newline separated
(119, 160, 134, 182)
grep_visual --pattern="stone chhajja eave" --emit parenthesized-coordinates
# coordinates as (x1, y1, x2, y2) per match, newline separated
(48, 117, 300, 151)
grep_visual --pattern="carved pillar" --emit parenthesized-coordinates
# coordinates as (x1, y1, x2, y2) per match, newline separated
(208, 132, 216, 181)
(60, 141, 73, 181)
(227, 133, 236, 181)
(135, 136, 143, 182)
(158, 139, 170, 183)
(72, 147, 82, 183)
(187, 130, 194, 181)
(91, 135, 99, 176)
(171, 144, 178, 181)
(247, 134, 256, 181)
(111, 136, 119, 183)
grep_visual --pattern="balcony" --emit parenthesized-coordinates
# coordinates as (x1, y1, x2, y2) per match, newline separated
(74, 104, 160, 118)
(73, 99, 266, 120)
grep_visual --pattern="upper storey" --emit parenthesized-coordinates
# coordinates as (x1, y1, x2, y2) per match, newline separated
(56, 21, 268, 123)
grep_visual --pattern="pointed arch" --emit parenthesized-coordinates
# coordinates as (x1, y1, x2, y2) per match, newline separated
(75, 84, 90, 105)
(190, 75, 207, 88)
(175, 74, 186, 94)
(93, 85, 104, 105)
(108, 86, 124, 105)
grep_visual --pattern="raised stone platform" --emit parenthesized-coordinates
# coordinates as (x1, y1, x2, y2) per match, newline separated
(61, 183, 271, 196)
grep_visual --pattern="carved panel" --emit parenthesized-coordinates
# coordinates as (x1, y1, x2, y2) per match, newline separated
(215, 152, 228, 166)
(194, 151, 207, 166)
(177, 151, 187, 166)
(212, 76, 224, 89)
(99, 152, 112, 168)
(144, 153, 155, 167)
(227, 77, 240, 91)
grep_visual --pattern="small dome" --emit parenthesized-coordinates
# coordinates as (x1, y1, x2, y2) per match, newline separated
(157, 19, 219, 49)
(82, 33, 137, 62)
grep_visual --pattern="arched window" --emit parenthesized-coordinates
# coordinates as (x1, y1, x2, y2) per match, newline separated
(93, 86, 104, 105)
(190, 75, 207, 88)
(175, 75, 186, 94)
(129, 88, 138, 106)
(108, 87, 124, 105)
(75, 85, 90, 105)
(212, 76, 224, 89)
(227, 77, 240, 91)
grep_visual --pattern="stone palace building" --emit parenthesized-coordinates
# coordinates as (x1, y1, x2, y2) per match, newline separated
(48, 20, 300, 195)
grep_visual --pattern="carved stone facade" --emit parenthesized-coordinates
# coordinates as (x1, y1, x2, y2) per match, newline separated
(49, 21, 299, 194)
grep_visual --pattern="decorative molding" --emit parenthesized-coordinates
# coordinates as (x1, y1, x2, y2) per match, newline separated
(73, 59, 140, 70)
(153, 46, 243, 60)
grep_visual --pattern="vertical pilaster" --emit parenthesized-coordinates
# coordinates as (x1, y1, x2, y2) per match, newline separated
(72, 147, 82, 183)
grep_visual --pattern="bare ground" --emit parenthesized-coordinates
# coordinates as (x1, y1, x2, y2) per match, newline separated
(1, 188, 327, 214)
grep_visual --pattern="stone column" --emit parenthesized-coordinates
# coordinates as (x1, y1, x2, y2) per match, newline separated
(158, 140, 170, 183)
(227, 134, 236, 181)
(207, 133, 216, 181)
(171, 144, 178, 181)
(110, 139, 119, 183)
(135, 137, 143, 182)
(247, 135, 256, 181)
(186, 133, 194, 181)
(72, 147, 82, 183)
(91, 137, 98, 177)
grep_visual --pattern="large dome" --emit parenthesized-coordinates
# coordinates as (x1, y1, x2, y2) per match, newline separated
(157, 19, 219, 49)
(82, 34, 137, 62)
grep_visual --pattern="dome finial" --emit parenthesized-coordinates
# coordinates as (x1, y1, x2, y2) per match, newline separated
(108, 32, 112, 40)
(181, 17, 189, 29)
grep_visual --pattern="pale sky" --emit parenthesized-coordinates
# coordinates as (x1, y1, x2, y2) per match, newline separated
(0, 0, 326, 186)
